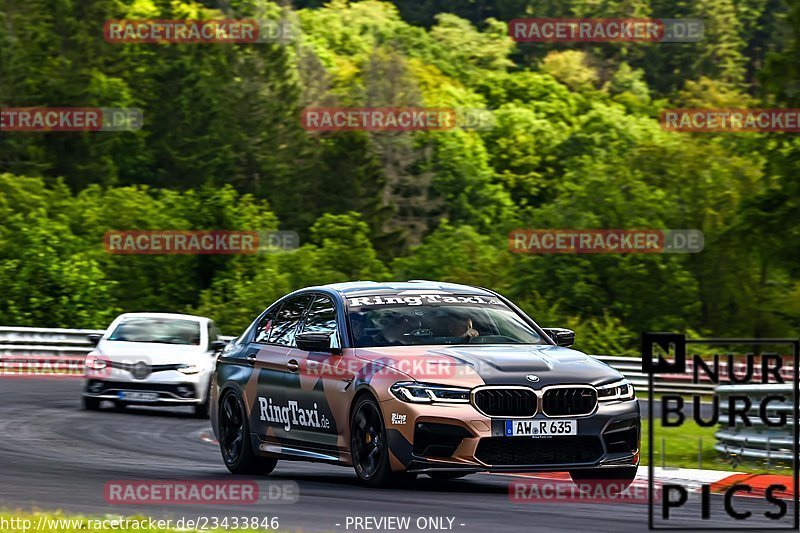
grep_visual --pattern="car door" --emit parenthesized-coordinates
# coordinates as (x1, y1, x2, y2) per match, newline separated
(256, 294, 313, 447)
(245, 297, 307, 443)
(283, 293, 353, 452)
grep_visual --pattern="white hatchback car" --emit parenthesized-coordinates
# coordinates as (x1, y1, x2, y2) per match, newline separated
(82, 312, 227, 418)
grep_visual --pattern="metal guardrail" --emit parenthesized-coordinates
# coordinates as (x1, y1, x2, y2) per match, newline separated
(713, 384, 795, 463)
(0, 326, 105, 359)
(592, 355, 718, 395)
(0, 325, 105, 344)
(0, 326, 235, 361)
(0, 325, 710, 393)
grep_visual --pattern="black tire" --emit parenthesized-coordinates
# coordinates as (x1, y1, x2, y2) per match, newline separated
(570, 466, 638, 495)
(81, 396, 101, 411)
(350, 395, 416, 488)
(218, 390, 277, 475)
(426, 472, 470, 481)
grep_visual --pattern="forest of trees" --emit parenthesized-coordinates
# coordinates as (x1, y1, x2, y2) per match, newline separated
(0, 0, 798, 355)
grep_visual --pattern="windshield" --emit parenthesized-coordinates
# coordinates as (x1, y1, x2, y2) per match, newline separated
(107, 317, 201, 345)
(347, 294, 544, 347)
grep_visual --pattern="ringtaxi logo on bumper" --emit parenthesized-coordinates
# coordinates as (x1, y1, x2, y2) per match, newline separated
(0, 108, 143, 132)
(644, 333, 799, 529)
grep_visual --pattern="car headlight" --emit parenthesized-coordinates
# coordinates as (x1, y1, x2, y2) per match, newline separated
(178, 364, 201, 374)
(597, 379, 635, 401)
(85, 355, 107, 370)
(390, 382, 471, 404)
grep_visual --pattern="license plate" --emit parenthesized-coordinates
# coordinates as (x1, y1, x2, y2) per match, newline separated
(119, 391, 159, 402)
(505, 419, 577, 436)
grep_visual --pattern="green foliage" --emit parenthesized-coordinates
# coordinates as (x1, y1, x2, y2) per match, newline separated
(0, 0, 797, 353)
(194, 212, 389, 331)
(393, 221, 511, 289)
(540, 51, 600, 92)
(0, 175, 118, 327)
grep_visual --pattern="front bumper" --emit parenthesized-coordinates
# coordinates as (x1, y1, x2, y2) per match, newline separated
(83, 374, 209, 405)
(381, 396, 640, 474)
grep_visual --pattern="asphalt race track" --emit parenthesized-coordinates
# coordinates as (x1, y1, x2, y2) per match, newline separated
(0, 378, 791, 532)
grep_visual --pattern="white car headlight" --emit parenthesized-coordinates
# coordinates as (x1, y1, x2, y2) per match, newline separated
(390, 382, 471, 404)
(84, 354, 107, 370)
(597, 379, 635, 401)
(178, 364, 201, 374)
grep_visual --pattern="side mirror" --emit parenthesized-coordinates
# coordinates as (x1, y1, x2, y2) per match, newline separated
(296, 331, 339, 353)
(542, 328, 575, 348)
(209, 340, 228, 352)
(87, 333, 102, 346)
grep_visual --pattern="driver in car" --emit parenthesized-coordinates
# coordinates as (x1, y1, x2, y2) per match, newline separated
(443, 316, 480, 340)
(352, 313, 413, 346)
(379, 313, 414, 345)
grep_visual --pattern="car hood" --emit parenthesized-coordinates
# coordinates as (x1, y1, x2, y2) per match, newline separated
(354, 344, 623, 387)
(93, 340, 207, 365)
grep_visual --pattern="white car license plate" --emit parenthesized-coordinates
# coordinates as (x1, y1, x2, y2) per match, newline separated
(505, 419, 577, 436)
(119, 391, 159, 402)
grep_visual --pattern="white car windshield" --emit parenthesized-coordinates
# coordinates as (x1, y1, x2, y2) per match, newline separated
(107, 317, 201, 345)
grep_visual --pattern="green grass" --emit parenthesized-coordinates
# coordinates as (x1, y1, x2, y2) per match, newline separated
(642, 418, 721, 469)
(641, 419, 793, 475)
